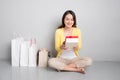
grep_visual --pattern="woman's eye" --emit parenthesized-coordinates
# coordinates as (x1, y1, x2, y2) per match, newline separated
(71, 19, 73, 21)
(65, 18, 69, 20)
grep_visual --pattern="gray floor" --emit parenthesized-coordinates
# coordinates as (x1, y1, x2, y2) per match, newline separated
(0, 60, 120, 80)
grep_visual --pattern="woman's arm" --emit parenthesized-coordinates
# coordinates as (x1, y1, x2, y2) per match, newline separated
(55, 29, 61, 52)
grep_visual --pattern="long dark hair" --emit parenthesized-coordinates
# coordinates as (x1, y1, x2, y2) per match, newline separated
(58, 10, 77, 29)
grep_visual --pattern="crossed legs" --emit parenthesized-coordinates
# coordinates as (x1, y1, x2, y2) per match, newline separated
(62, 63, 85, 74)
(48, 57, 92, 74)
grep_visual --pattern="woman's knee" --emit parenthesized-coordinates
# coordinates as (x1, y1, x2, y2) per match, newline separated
(48, 58, 56, 67)
(48, 58, 65, 70)
(85, 57, 92, 66)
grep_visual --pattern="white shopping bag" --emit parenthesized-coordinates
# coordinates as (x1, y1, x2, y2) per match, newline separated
(11, 37, 24, 66)
(38, 49, 48, 67)
(28, 38, 37, 67)
(20, 41, 30, 66)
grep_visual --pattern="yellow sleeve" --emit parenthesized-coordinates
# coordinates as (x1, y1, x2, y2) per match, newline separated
(78, 29, 82, 50)
(55, 29, 62, 57)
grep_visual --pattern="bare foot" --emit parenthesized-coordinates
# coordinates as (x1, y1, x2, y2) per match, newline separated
(78, 68, 86, 74)
(56, 69, 61, 72)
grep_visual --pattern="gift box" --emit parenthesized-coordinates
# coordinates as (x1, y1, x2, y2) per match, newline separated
(65, 36, 78, 49)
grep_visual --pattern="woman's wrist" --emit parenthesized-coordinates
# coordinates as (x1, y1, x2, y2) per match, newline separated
(60, 45, 68, 50)
(73, 46, 79, 51)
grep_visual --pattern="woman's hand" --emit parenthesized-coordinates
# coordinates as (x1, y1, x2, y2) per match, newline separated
(60, 41, 68, 50)
(73, 45, 79, 51)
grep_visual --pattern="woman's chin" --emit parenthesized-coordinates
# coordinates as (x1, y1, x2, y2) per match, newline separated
(66, 26, 72, 28)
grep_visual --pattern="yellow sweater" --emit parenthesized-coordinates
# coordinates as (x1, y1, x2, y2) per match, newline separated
(55, 28, 82, 57)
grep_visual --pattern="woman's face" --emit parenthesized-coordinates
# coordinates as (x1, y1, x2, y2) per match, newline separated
(64, 14, 74, 28)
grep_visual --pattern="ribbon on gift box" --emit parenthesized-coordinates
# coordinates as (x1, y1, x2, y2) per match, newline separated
(66, 36, 78, 38)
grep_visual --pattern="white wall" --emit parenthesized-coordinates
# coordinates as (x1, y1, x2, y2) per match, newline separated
(0, 0, 120, 61)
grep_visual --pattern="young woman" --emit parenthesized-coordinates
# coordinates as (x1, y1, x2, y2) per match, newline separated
(48, 10, 92, 74)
